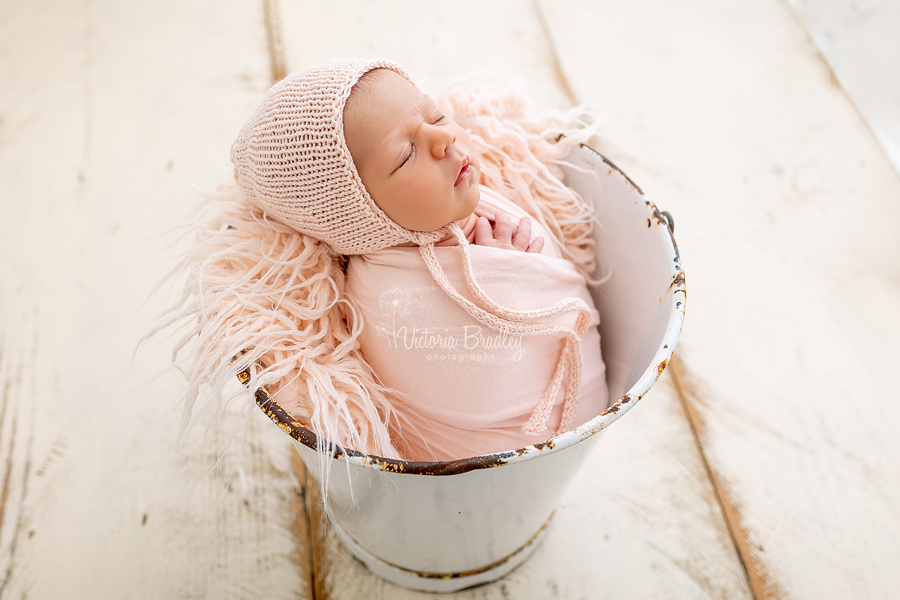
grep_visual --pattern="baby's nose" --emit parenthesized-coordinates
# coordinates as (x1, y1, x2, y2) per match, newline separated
(427, 124, 456, 157)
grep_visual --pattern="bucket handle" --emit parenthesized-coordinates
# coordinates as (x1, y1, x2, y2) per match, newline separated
(660, 211, 675, 234)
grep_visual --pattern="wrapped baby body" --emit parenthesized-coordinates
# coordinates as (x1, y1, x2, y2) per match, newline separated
(158, 58, 614, 466)
(347, 188, 609, 461)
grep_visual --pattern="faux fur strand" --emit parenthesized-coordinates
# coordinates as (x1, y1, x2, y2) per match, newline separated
(439, 84, 600, 277)
(157, 84, 602, 460)
(156, 196, 403, 459)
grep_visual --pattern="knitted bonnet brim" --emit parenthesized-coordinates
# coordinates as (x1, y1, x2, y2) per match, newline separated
(232, 58, 592, 437)
(231, 58, 446, 255)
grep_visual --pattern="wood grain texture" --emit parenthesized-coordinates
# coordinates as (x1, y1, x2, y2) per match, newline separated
(303, 373, 753, 600)
(0, 0, 311, 597)
(275, 1, 754, 598)
(788, 0, 900, 175)
(277, 0, 575, 109)
(540, 0, 900, 597)
(8, 0, 895, 597)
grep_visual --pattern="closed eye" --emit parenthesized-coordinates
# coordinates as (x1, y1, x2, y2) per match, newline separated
(393, 144, 415, 174)
(392, 112, 445, 174)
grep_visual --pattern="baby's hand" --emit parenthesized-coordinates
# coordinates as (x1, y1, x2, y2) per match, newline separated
(473, 211, 544, 254)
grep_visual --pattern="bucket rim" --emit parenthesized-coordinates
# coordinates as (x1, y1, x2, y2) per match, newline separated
(244, 147, 686, 476)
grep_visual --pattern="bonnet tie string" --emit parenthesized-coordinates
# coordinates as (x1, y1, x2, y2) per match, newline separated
(417, 223, 592, 435)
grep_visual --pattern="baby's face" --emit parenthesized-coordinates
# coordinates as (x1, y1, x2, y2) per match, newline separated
(344, 69, 481, 232)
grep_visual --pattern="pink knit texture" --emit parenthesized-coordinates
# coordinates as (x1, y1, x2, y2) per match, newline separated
(417, 223, 592, 436)
(231, 58, 445, 255)
(346, 184, 608, 461)
(230, 59, 596, 439)
(154, 63, 609, 462)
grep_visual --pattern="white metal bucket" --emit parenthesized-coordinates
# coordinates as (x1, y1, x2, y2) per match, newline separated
(252, 145, 686, 592)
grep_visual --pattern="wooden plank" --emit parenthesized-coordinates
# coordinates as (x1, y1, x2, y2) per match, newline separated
(0, 0, 312, 597)
(277, 0, 574, 109)
(304, 372, 753, 600)
(541, 0, 900, 598)
(275, 2, 754, 597)
(788, 0, 900, 175)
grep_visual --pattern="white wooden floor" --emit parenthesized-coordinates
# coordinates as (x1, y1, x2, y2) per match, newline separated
(1, 1, 898, 598)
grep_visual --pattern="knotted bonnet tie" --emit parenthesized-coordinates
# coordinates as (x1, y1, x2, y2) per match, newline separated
(231, 58, 592, 436)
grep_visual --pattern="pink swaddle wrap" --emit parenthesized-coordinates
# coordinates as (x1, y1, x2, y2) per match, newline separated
(157, 59, 612, 464)
(347, 188, 609, 461)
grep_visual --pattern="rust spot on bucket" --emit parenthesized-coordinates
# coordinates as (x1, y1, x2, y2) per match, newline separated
(648, 202, 665, 226)
(603, 392, 645, 415)
(657, 359, 668, 377)
(239, 367, 559, 476)
(645, 203, 676, 235)
(668, 270, 686, 295)
(533, 439, 555, 451)
(601, 403, 620, 416)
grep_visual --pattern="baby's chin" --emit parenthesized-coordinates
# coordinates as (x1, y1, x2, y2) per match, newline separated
(462, 181, 481, 217)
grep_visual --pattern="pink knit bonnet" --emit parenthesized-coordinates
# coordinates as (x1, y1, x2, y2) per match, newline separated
(230, 58, 592, 438)
(231, 58, 447, 254)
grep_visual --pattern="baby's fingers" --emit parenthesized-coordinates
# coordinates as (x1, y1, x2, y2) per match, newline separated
(527, 236, 544, 254)
(474, 216, 495, 247)
(513, 217, 532, 251)
(492, 212, 514, 244)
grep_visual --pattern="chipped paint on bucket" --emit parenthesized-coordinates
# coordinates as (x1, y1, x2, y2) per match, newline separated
(250, 145, 686, 592)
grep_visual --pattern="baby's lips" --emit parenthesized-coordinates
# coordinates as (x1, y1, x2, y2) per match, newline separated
(454, 156, 475, 187)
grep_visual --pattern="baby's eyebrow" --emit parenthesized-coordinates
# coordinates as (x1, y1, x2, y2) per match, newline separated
(383, 94, 438, 162)
(420, 94, 441, 115)
(387, 95, 430, 141)
(411, 97, 437, 123)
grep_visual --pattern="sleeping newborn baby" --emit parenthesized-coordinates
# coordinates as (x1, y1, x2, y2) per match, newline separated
(341, 68, 608, 460)
(168, 58, 609, 463)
